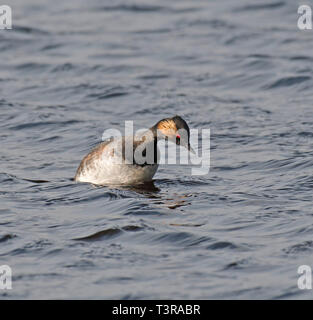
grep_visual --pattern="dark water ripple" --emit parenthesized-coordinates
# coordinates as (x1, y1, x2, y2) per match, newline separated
(236, 2, 286, 12)
(0, 0, 313, 299)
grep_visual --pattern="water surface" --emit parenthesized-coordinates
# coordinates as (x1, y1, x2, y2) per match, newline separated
(1, 0, 313, 299)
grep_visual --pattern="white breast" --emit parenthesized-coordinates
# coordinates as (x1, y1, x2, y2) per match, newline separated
(75, 136, 159, 185)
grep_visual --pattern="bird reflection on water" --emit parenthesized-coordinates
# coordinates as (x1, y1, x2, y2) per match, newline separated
(93, 179, 192, 211)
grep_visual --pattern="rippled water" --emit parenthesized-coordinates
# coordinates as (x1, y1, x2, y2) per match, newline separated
(1, 0, 313, 299)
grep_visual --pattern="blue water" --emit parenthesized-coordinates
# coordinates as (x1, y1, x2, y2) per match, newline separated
(1, 0, 313, 299)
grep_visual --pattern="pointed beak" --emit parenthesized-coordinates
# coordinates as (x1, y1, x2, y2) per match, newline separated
(188, 144, 196, 154)
(176, 133, 195, 154)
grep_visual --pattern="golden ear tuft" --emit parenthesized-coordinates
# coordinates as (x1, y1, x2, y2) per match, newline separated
(157, 119, 177, 133)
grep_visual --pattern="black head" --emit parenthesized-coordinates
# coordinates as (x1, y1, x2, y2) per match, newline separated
(156, 115, 194, 153)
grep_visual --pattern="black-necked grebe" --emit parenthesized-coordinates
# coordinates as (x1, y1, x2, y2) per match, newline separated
(74, 115, 194, 185)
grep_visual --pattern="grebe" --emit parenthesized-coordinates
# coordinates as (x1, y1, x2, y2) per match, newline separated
(74, 115, 194, 185)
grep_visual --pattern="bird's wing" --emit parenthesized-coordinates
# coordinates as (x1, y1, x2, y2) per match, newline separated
(74, 139, 113, 179)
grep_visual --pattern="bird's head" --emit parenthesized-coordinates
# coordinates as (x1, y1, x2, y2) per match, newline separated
(156, 115, 195, 153)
